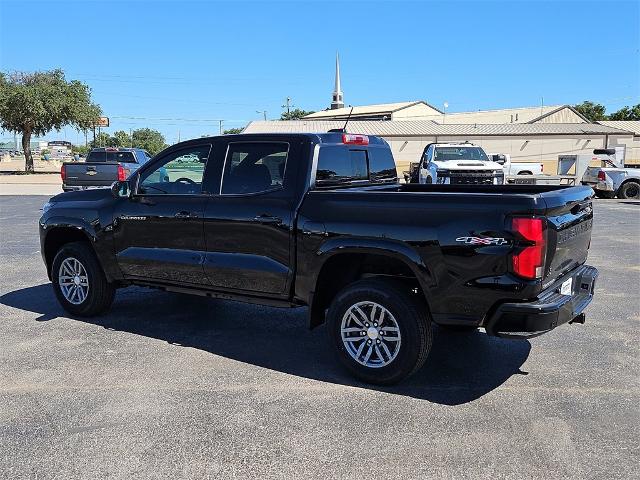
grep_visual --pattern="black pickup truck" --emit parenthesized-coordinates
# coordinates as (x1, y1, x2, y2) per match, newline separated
(40, 133, 598, 384)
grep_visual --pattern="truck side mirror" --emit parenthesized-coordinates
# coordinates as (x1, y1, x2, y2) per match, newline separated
(111, 180, 131, 198)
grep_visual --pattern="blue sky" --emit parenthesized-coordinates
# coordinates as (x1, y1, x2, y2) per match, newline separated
(1, 0, 638, 145)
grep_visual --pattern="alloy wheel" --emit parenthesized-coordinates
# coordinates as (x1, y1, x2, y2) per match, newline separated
(340, 301, 402, 368)
(58, 257, 89, 305)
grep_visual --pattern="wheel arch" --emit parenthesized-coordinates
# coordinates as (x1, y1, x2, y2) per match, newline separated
(42, 224, 96, 280)
(617, 177, 640, 197)
(308, 242, 433, 329)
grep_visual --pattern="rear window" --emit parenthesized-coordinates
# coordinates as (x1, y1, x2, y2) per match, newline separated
(86, 150, 137, 163)
(368, 147, 397, 181)
(316, 145, 397, 185)
(317, 146, 369, 184)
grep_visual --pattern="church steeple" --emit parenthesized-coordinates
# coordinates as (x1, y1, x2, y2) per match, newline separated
(331, 52, 344, 110)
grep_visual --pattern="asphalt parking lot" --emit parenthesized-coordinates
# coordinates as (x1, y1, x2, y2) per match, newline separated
(0, 195, 638, 479)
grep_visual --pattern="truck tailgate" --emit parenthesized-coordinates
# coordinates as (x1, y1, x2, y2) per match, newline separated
(541, 186, 594, 283)
(63, 162, 120, 188)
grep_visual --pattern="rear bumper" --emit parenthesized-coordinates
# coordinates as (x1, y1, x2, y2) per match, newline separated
(486, 264, 598, 339)
(62, 184, 111, 192)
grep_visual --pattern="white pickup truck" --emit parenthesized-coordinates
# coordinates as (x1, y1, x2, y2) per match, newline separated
(582, 159, 640, 199)
(488, 153, 544, 176)
(418, 143, 505, 185)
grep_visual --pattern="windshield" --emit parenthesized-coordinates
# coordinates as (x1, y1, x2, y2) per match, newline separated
(434, 147, 489, 162)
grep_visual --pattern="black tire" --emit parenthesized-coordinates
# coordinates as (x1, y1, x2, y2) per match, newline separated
(326, 278, 432, 385)
(439, 324, 478, 332)
(51, 241, 115, 316)
(618, 181, 640, 200)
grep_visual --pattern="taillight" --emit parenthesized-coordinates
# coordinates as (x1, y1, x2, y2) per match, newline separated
(342, 133, 369, 145)
(60, 164, 66, 181)
(117, 164, 129, 181)
(511, 217, 546, 280)
(597, 170, 606, 181)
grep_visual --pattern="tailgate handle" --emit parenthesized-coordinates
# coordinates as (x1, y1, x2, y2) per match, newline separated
(570, 201, 591, 215)
(86, 166, 96, 171)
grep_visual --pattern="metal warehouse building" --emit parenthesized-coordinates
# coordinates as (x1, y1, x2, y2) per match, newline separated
(242, 120, 637, 177)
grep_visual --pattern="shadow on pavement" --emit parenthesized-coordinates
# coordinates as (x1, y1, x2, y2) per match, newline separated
(1, 283, 531, 405)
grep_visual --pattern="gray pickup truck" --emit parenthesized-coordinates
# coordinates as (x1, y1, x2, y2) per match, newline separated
(61, 147, 154, 192)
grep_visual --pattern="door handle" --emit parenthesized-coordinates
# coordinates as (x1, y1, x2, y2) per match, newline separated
(175, 211, 198, 219)
(253, 214, 282, 225)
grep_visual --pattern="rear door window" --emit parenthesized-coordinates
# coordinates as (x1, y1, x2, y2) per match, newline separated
(221, 142, 289, 195)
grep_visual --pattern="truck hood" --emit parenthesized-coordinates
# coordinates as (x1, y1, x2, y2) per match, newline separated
(50, 187, 113, 203)
(432, 160, 503, 171)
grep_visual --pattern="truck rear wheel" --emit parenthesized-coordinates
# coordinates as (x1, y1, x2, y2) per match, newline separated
(618, 181, 640, 200)
(326, 279, 432, 385)
(51, 241, 115, 316)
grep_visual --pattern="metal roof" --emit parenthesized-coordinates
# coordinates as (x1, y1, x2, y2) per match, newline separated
(597, 120, 640, 135)
(243, 120, 634, 137)
(303, 101, 442, 119)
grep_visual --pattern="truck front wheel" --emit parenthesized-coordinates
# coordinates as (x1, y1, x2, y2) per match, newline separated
(326, 279, 432, 385)
(51, 241, 115, 316)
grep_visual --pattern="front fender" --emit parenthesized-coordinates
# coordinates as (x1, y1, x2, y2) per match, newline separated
(40, 214, 121, 282)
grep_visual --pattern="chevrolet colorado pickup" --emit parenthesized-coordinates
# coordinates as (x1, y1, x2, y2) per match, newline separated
(61, 147, 154, 192)
(40, 132, 598, 384)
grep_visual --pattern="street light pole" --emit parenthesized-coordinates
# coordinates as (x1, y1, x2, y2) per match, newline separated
(256, 110, 267, 121)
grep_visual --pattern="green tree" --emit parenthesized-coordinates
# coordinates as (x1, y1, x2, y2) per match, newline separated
(112, 130, 131, 147)
(131, 128, 167, 155)
(573, 101, 607, 122)
(73, 144, 90, 156)
(89, 132, 111, 148)
(608, 104, 640, 121)
(280, 108, 315, 120)
(223, 127, 243, 134)
(0, 69, 101, 172)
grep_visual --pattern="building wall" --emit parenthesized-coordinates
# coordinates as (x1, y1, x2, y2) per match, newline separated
(609, 135, 640, 165)
(384, 134, 620, 177)
(391, 103, 443, 121)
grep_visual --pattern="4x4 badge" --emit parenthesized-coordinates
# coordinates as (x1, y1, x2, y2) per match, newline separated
(456, 236, 508, 246)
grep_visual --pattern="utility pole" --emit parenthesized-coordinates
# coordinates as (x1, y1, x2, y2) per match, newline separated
(129, 128, 132, 147)
(282, 97, 294, 115)
(219, 120, 223, 134)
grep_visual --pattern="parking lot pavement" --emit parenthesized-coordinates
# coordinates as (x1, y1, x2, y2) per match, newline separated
(0, 196, 638, 479)
(0, 174, 62, 196)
